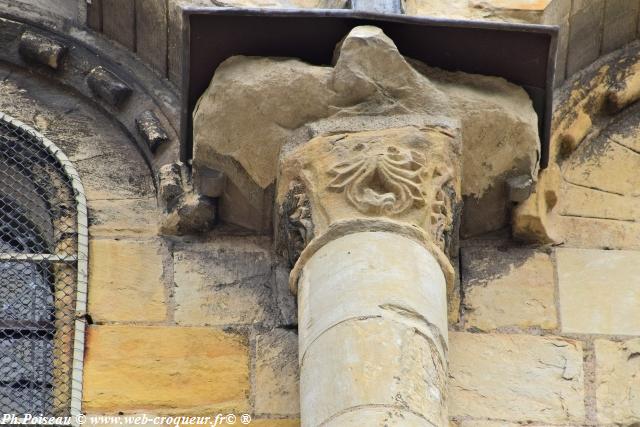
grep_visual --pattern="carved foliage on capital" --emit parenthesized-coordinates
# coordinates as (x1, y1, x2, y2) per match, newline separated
(276, 126, 461, 262)
(327, 144, 428, 215)
(280, 180, 315, 266)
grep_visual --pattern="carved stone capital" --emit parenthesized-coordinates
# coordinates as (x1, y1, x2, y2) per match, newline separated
(276, 125, 461, 291)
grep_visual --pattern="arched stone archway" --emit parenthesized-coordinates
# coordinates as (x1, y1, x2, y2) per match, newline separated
(515, 40, 640, 250)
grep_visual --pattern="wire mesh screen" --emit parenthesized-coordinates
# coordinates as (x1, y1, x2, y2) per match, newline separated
(0, 112, 85, 416)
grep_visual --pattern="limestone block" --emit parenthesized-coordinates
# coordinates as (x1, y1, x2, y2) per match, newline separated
(301, 317, 447, 427)
(159, 192, 216, 235)
(173, 237, 284, 326)
(595, 339, 640, 425)
(449, 332, 585, 423)
(567, 0, 605, 76)
(158, 163, 183, 204)
(86, 0, 102, 31)
(563, 137, 640, 197)
(557, 248, 640, 335)
(403, 0, 551, 22)
(83, 325, 249, 413)
(88, 197, 159, 237)
(461, 246, 557, 330)
(135, 0, 167, 76)
(88, 239, 166, 322)
(102, 0, 135, 51)
(255, 328, 300, 416)
(193, 25, 539, 235)
(75, 148, 155, 201)
(601, 0, 640, 54)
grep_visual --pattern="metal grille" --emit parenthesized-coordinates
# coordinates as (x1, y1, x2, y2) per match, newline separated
(0, 112, 87, 416)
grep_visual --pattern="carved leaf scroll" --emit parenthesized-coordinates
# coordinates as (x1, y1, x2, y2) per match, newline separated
(328, 145, 428, 215)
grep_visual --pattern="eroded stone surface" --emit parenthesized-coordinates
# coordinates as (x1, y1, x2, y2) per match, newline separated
(557, 248, 640, 335)
(255, 328, 300, 416)
(461, 246, 557, 331)
(302, 317, 447, 427)
(595, 338, 640, 425)
(83, 325, 250, 413)
(277, 126, 462, 279)
(194, 25, 539, 236)
(514, 45, 640, 249)
(173, 237, 294, 327)
(88, 239, 166, 322)
(298, 232, 448, 357)
(404, 0, 554, 22)
(88, 197, 159, 237)
(449, 332, 585, 423)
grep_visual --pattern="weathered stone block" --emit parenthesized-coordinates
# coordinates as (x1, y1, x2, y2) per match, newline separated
(173, 237, 282, 326)
(601, 0, 639, 54)
(157, 163, 183, 204)
(19, 31, 67, 70)
(135, 110, 169, 152)
(567, 0, 605, 76)
(77, 150, 154, 201)
(83, 325, 249, 412)
(449, 332, 585, 423)
(135, 0, 167, 76)
(102, 0, 135, 51)
(461, 246, 557, 331)
(88, 239, 166, 322)
(557, 248, 640, 335)
(563, 136, 640, 197)
(255, 328, 300, 415)
(86, 66, 132, 108)
(595, 338, 640, 425)
(86, 0, 102, 31)
(88, 197, 158, 237)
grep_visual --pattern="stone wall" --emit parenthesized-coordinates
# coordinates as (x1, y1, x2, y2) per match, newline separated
(0, 56, 299, 424)
(0, 1, 638, 425)
(2, 1, 639, 89)
(77, 0, 640, 88)
(450, 240, 640, 426)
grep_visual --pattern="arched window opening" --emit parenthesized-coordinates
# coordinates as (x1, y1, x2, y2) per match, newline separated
(0, 113, 87, 416)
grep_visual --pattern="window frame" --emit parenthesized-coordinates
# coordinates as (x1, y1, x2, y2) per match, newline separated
(0, 111, 88, 417)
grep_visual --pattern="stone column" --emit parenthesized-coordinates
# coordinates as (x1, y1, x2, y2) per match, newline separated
(277, 126, 461, 427)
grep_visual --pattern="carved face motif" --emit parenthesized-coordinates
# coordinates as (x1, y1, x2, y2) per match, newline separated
(328, 143, 428, 215)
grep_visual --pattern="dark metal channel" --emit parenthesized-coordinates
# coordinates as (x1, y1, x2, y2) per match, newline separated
(182, 7, 558, 168)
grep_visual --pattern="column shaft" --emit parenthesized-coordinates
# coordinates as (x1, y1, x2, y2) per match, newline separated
(297, 232, 449, 427)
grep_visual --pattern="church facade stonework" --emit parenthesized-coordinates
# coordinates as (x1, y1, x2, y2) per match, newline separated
(0, 0, 639, 426)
